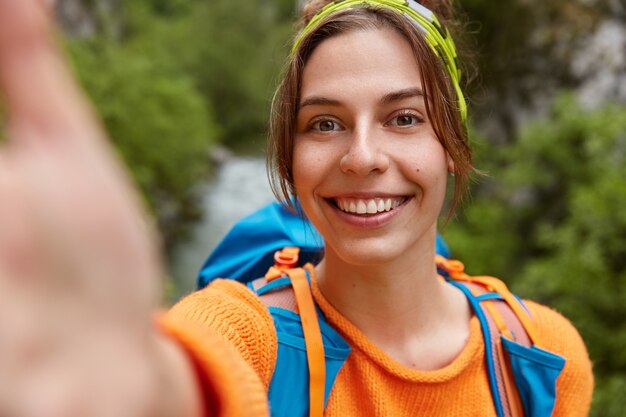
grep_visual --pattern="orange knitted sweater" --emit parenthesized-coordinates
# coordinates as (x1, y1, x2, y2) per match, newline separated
(166, 277, 593, 417)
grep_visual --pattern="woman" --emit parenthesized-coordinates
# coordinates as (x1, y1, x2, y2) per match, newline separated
(0, 0, 592, 416)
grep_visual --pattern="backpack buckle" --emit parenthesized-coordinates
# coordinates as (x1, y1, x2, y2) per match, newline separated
(265, 247, 300, 281)
(274, 247, 300, 268)
(435, 255, 466, 275)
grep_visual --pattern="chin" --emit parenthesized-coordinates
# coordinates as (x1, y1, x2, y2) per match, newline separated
(326, 237, 409, 267)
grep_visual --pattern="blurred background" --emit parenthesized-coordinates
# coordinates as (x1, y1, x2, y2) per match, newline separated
(54, 0, 624, 414)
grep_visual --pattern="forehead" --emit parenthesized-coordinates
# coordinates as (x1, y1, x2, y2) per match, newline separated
(300, 28, 423, 101)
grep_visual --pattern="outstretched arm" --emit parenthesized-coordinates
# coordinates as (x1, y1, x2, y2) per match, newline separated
(0, 1, 205, 416)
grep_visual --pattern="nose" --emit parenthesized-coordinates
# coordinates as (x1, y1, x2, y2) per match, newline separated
(339, 126, 390, 176)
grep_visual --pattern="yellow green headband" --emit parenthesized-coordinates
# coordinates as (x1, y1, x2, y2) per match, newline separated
(292, 0, 468, 126)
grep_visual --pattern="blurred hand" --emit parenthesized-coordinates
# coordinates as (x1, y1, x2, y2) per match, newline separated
(0, 1, 193, 416)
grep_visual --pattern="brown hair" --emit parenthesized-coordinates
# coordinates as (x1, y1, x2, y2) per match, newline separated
(267, 0, 473, 218)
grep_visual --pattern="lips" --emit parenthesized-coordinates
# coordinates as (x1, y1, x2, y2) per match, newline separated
(333, 196, 408, 214)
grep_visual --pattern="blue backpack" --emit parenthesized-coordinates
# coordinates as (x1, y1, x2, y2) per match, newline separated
(198, 201, 565, 417)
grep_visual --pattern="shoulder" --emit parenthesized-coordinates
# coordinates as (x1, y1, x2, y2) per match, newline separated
(167, 279, 278, 386)
(168, 279, 272, 332)
(523, 300, 591, 367)
(523, 300, 594, 416)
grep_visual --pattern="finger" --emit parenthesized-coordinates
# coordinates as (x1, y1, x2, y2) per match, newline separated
(0, 0, 101, 145)
(0, 153, 45, 286)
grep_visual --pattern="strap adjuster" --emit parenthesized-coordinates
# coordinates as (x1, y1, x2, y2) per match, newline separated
(274, 246, 300, 268)
(265, 247, 301, 281)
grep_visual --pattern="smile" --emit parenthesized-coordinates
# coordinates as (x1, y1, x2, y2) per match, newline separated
(333, 197, 408, 215)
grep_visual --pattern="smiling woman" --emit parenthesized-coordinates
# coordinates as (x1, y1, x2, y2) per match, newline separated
(0, 0, 593, 417)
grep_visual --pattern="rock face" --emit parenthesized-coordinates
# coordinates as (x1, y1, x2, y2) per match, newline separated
(54, 0, 120, 38)
(468, 0, 626, 141)
(573, 18, 626, 108)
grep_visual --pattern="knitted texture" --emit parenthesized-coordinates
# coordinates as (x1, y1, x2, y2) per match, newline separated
(168, 278, 593, 416)
(168, 279, 278, 387)
(157, 314, 269, 417)
(526, 300, 595, 416)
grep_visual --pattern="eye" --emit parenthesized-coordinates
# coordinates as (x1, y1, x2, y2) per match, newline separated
(309, 118, 343, 132)
(386, 111, 423, 128)
(395, 115, 416, 126)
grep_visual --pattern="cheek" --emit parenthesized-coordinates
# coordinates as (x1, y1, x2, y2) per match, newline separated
(292, 139, 323, 195)
(400, 142, 449, 183)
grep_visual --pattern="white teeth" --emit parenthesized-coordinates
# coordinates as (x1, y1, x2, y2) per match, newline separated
(335, 197, 405, 214)
(366, 200, 377, 214)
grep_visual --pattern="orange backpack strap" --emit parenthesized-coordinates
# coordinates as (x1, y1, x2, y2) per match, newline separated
(284, 266, 326, 417)
(252, 248, 326, 417)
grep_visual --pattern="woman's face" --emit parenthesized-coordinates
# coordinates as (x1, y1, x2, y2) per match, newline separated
(293, 28, 452, 266)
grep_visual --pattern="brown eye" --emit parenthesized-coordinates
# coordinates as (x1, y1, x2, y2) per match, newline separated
(396, 115, 415, 126)
(311, 119, 341, 132)
(386, 111, 422, 128)
(319, 120, 336, 131)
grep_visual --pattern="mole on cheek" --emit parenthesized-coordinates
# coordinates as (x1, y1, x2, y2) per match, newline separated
(416, 168, 420, 172)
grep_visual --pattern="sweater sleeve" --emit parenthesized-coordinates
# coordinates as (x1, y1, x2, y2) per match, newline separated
(167, 279, 278, 387)
(525, 301, 594, 417)
(157, 314, 270, 417)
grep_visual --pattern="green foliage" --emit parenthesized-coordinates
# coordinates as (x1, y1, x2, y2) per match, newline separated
(161, 0, 293, 152)
(65, 3, 219, 249)
(123, 0, 294, 153)
(445, 94, 626, 414)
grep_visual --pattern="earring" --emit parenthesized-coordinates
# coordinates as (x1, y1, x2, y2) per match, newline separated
(449, 171, 455, 177)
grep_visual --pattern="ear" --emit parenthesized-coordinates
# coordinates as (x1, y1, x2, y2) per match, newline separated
(446, 153, 455, 175)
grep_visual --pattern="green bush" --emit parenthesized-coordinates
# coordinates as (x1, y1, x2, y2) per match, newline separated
(66, 16, 218, 248)
(445, 94, 626, 414)
(159, 0, 293, 152)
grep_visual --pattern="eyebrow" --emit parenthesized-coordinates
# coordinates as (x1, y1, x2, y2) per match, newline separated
(298, 96, 341, 109)
(379, 87, 425, 105)
(298, 87, 425, 110)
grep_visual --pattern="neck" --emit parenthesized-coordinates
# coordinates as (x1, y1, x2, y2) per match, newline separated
(317, 244, 441, 331)
(315, 238, 470, 368)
